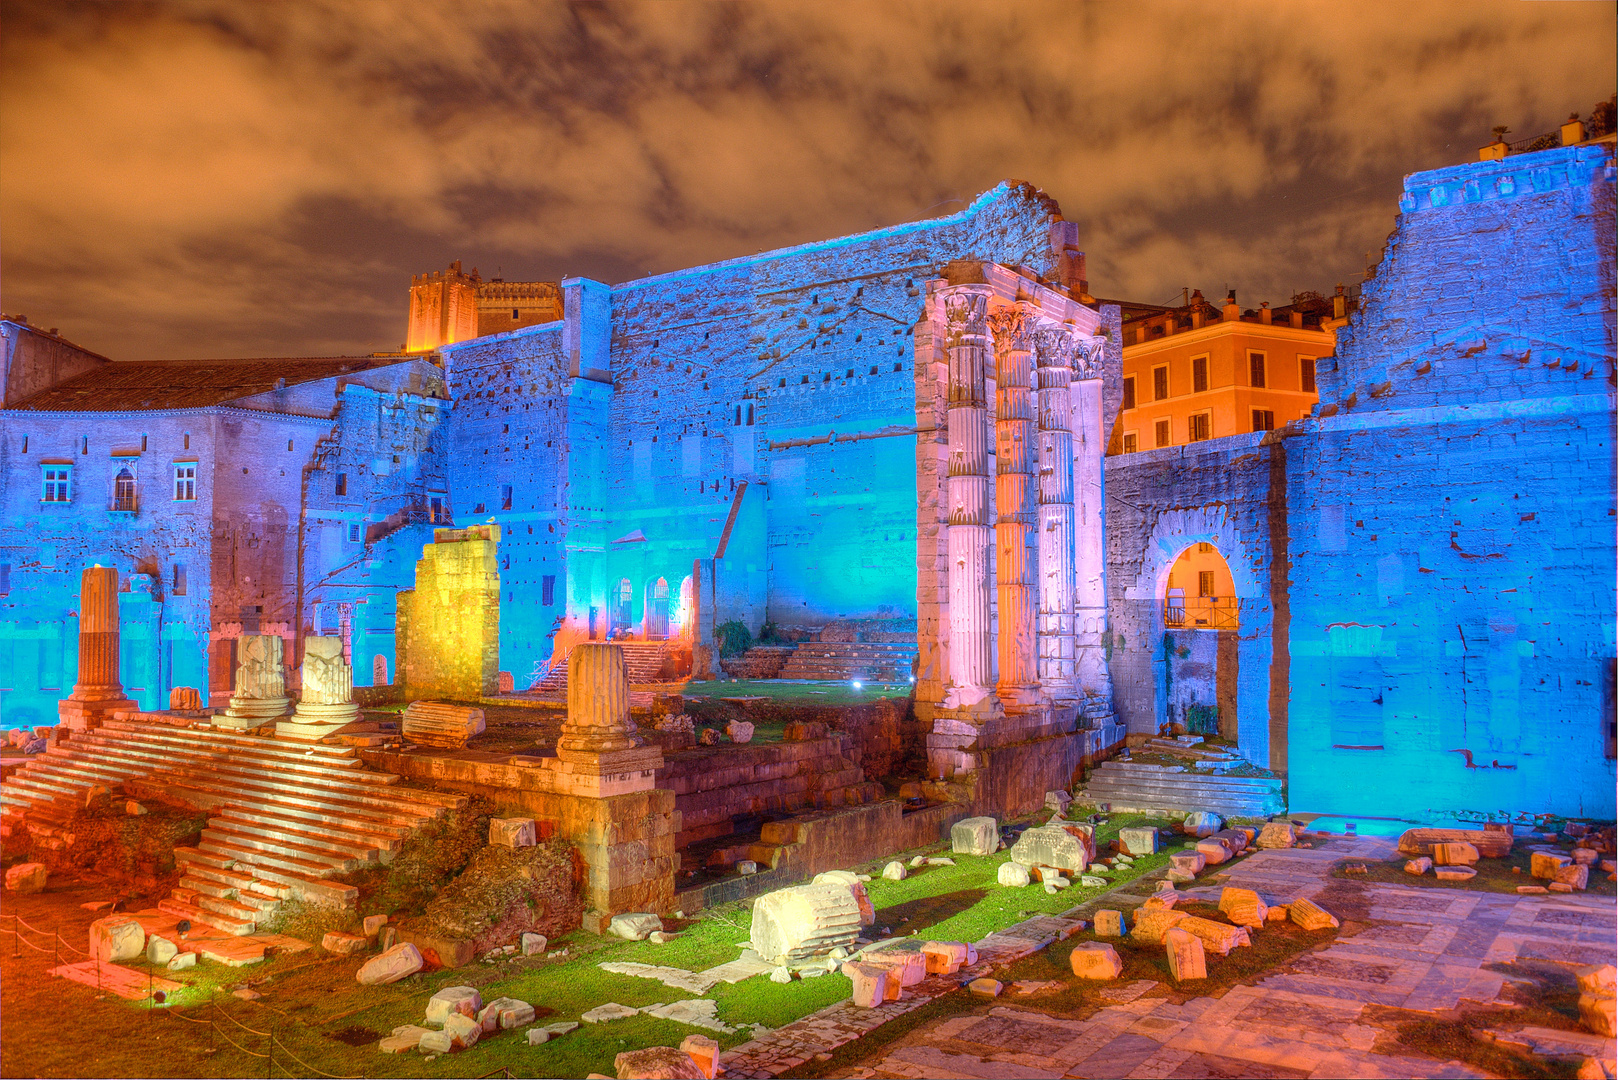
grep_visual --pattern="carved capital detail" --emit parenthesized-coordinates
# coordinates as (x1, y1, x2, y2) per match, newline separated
(1073, 334, 1107, 380)
(1033, 323, 1078, 369)
(942, 290, 989, 348)
(988, 307, 1034, 353)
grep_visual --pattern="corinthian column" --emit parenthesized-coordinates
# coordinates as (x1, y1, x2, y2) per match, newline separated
(1070, 334, 1115, 714)
(941, 286, 994, 706)
(1034, 323, 1078, 703)
(58, 565, 136, 731)
(990, 305, 1038, 704)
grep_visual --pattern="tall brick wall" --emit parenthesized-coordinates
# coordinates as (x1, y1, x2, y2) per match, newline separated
(1285, 144, 1616, 820)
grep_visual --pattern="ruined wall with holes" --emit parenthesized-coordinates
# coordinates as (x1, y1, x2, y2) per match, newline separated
(439, 181, 1082, 676)
(1284, 143, 1616, 820)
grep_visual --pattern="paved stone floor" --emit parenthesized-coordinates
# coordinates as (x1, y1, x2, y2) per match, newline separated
(717, 837, 1618, 1080)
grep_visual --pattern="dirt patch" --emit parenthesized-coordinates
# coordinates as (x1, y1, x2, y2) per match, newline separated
(415, 838, 583, 952)
(8, 800, 208, 900)
(1327, 845, 1617, 898)
(324, 1025, 381, 1046)
(1380, 1013, 1583, 1080)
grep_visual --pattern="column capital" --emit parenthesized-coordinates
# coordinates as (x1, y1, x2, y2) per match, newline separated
(1073, 333, 1108, 380)
(988, 306, 1035, 353)
(940, 287, 990, 348)
(1034, 322, 1079, 369)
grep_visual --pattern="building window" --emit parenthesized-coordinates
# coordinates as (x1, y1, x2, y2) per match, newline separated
(174, 464, 196, 500)
(1300, 356, 1316, 394)
(1252, 409, 1275, 432)
(1248, 351, 1266, 388)
(497, 484, 512, 511)
(1122, 376, 1136, 411)
(335, 472, 348, 496)
(429, 496, 449, 523)
(1152, 365, 1169, 401)
(42, 465, 71, 502)
(0, 563, 10, 595)
(183, 433, 190, 450)
(1191, 356, 1208, 394)
(1198, 570, 1215, 597)
(141, 435, 148, 452)
(542, 574, 556, 606)
(172, 562, 187, 596)
(287, 439, 295, 452)
(746, 403, 754, 425)
(1188, 413, 1211, 442)
(112, 467, 137, 511)
(1154, 419, 1171, 448)
(347, 522, 362, 543)
(1197, 541, 1214, 554)
(512, 307, 520, 320)
(21, 436, 27, 453)
(1122, 431, 1138, 454)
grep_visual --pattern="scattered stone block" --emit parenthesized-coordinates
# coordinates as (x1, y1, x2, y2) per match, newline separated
(1265, 905, 1289, 923)
(909, 855, 926, 868)
(680, 1034, 721, 1079)
(1170, 851, 1206, 875)
(1130, 908, 1188, 944)
(1045, 790, 1073, 815)
(1218, 887, 1268, 928)
(527, 1029, 550, 1046)
(615, 1046, 707, 1079)
(920, 941, 969, 974)
(1554, 864, 1591, 890)
(1256, 821, 1296, 849)
(479, 996, 535, 1032)
(1195, 839, 1232, 866)
(862, 948, 926, 987)
(1432, 842, 1480, 866)
(736, 860, 758, 875)
(1182, 811, 1223, 837)
(841, 961, 890, 1007)
(425, 986, 482, 1025)
(882, 861, 906, 881)
(5, 862, 46, 893)
(1165, 927, 1207, 981)
(697, 728, 720, 746)
(750, 881, 866, 964)
(418, 1031, 453, 1055)
(167, 951, 198, 971)
(997, 862, 1031, 887)
(1069, 941, 1123, 980)
(170, 686, 203, 711)
(89, 916, 145, 962)
(725, 720, 754, 744)
(648, 931, 679, 944)
(323, 931, 368, 955)
(125, 800, 146, 816)
(147, 936, 178, 965)
(377, 926, 399, 951)
(1080, 875, 1108, 888)
(489, 817, 537, 849)
(1532, 851, 1573, 879)
(1435, 866, 1477, 882)
(1405, 857, 1433, 875)
(1579, 994, 1616, 1038)
(1516, 885, 1549, 894)
(401, 701, 485, 750)
(545, 1021, 580, 1036)
(1572, 848, 1599, 866)
(1289, 897, 1340, 930)
(926, 856, 955, 866)
(1140, 890, 1180, 911)
(379, 1025, 431, 1053)
(1577, 965, 1617, 996)
(969, 978, 1003, 997)
(582, 1002, 642, 1023)
(1117, 827, 1158, 856)
(1549, 882, 1575, 893)
(442, 1013, 481, 1050)
(769, 966, 791, 984)
(1177, 915, 1248, 957)
(362, 914, 388, 937)
(234, 988, 262, 1001)
(609, 913, 664, 941)
(951, 817, 1000, 855)
(1009, 824, 1091, 874)
(1094, 910, 1128, 938)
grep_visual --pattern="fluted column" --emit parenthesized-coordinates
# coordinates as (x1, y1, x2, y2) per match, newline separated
(559, 642, 638, 752)
(219, 634, 291, 728)
(942, 286, 994, 704)
(1035, 323, 1078, 702)
(1070, 334, 1115, 713)
(990, 305, 1038, 702)
(58, 565, 136, 731)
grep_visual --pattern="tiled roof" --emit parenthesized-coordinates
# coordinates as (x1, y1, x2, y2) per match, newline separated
(9, 356, 402, 411)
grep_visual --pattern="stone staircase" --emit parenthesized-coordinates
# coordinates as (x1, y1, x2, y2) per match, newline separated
(719, 645, 798, 679)
(1077, 756, 1286, 819)
(537, 642, 668, 692)
(777, 641, 915, 682)
(0, 719, 463, 937)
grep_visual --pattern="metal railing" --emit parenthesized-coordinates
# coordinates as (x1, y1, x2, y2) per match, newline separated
(1164, 596, 1238, 629)
(108, 494, 139, 513)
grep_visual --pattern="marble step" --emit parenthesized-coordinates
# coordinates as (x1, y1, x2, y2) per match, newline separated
(201, 826, 367, 873)
(213, 808, 388, 861)
(72, 732, 390, 788)
(157, 897, 255, 936)
(102, 720, 364, 767)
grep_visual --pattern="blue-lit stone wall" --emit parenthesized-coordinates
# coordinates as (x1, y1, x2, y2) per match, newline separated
(1286, 144, 1616, 820)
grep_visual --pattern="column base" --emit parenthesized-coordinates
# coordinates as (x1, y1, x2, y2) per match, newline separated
(275, 701, 361, 740)
(58, 696, 138, 732)
(546, 745, 665, 797)
(217, 696, 290, 730)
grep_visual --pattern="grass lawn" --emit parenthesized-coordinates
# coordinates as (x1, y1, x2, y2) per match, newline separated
(682, 679, 911, 707)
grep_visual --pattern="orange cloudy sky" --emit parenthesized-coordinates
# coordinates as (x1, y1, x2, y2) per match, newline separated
(2, 0, 1613, 360)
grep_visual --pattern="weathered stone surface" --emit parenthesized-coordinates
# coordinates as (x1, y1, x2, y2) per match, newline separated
(426, 985, 483, 1026)
(841, 961, 890, 1007)
(442, 1013, 481, 1050)
(1117, 827, 1158, 856)
(921, 941, 969, 974)
(990, 862, 1031, 893)
(1218, 887, 1268, 929)
(1404, 857, 1433, 875)
(478, 996, 535, 1032)
(1165, 927, 1207, 981)
(418, 1030, 453, 1055)
(1182, 811, 1223, 837)
(489, 817, 537, 848)
(750, 881, 864, 964)
(1131, 908, 1189, 944)
(1009, 824, 1090, 874)
(1256, 821, 1296, 849)
(147, 935, 178, 965)
(5, 862, 46, 893)
(1397, 827, 1513, 859)
(89, 916, 145, 962)
(583, 1002, 643, 1023)
(968, 978, 1004, 996)
(882, 861, 907, 881)
(1435, 866, 1477, 882)
(1531, 851, 1573, 879)
(1195, 838, 1232, 866)
(1575, 964, 1616, 997)
(167, 951, 198, 971)
(1045, 790, 1073, 815)
(1140, 890, 1180, 911)
(950, 816, 999, 855)
(1176, 915, 1248, 957)
(1432, 842, 1479, 866)
(363, 914, 388, 937)
(1069, 941, 1123, 980)
(1094, 909, 1128, 938)
(737, 860, 757, 875)
(862, 948, 926, 987)
(1289, 897, 1340, 930)
(725, 720, 754, 745)
(1578, 994, 1616, 1038)
(1265, 905, 1289, 923)
(609, 913, 664, 940)
(1572, 847, 1599, 866)
(648, 931, 679, 944)
(323, 931, 368, 955)
(615, 1046, 706, 1079)
(379, 1025, 432, 1053)
(377, 925, 399, 951)
(1169, 851, 1206, 875)
(1554, 864, 1591, 890)
(527, 1028, 551, 1046)
(680, 1034, 721, 1080)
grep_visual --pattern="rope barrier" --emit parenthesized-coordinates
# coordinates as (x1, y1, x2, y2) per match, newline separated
(55, 932, 89, 955)
(214, 1002, 273, 1037)
(12, 931, 53, 954)
(211, 1022, 270, 1060)
(7, 911, 58, 937)
(267, 1037, 366, 1079)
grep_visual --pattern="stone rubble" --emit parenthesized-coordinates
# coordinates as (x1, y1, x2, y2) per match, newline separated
(5, 862, 47, 893)
(609, 912, 664, 941)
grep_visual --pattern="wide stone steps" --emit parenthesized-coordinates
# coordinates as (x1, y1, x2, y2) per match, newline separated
(101, 719, 367, 768)
(213, 809, 389, 861)
(778, 641, 916, 681)
(537, 642, 669, 691)
(75, 730, 394, 788)
(1078, 761, 1285, 818)
(215, 805, 407, 852)
(201, 826, 366, 873)
(158, 896, 256, 936)
(720, 645, 798, 679)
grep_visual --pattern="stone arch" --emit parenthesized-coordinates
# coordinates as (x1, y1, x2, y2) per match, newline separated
(645, 576, 670, 639)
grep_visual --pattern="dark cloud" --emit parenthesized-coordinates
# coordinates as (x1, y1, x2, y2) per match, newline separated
(2, 0, 1612, 359)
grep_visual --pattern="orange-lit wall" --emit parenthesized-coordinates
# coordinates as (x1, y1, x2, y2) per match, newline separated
(1166, 544, 1234, 600)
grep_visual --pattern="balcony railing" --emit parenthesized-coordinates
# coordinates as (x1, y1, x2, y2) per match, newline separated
(108, 495, 138, 513)
(1164, 596, 1238, 629)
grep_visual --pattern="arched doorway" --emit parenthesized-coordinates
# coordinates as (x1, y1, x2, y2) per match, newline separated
(674, 575, 695, 635)
(1161, 542, 1239, 741)
(611, 578, 634, 637)
(646, 577, 670, 639)
(113, 467, 137, 512)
